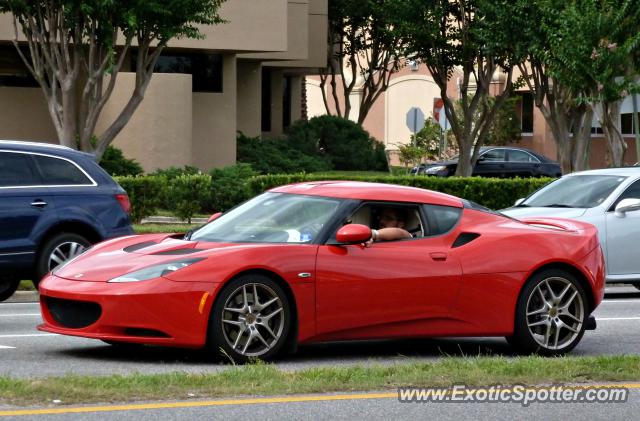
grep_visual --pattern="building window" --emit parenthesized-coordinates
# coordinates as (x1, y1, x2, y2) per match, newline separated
(516, 92, 534, 133)
(0, 45, 39, 88)
(621, 113, 639, 135)
(144, 52, 223, 93)
(261, 68, 272, 132)
(283, 76, 292, 129)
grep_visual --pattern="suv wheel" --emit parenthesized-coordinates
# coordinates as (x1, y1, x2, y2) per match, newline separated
(35, 233, 91, 287)
(0, 277, 20, 302)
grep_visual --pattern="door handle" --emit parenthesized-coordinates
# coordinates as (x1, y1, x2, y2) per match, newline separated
(30, 200, 48, 208)
(430, 252, 447, 261)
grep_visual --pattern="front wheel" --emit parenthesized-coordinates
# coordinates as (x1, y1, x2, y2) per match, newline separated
(35, 233, 91, 288)
(0, 277, 20, 302)
(509, 269, 588, 356)
(207, 275, 291, 363)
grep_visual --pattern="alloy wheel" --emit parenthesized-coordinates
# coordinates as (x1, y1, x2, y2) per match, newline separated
(525, 277, 584, 350)
(47, 241, 87, 271)
(221, 283, 285, 357)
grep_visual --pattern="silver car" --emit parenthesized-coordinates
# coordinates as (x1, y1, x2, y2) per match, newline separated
(502, 168, 640, 288)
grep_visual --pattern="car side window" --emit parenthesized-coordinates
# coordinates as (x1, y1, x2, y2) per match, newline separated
(609, 179, 640, 211)
(0, 152, 40, 187)
(346, 203, 425, 240)
(32, 155, 93, 186)
(422, 204, 462, 236)
(508, 150, 539, 163)
(480, 149, 506, 162)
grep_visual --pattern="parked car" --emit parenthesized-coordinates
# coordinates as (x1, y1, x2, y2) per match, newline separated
(412, 146, 562, 178)
(0, 140, 134, 301)
(502, 168, 640, 289)
(39, 181, 603, 361)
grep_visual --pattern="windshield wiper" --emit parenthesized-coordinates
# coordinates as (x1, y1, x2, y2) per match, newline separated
(542, 204, 575, 208)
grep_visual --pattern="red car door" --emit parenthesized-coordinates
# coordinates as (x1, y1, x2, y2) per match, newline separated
(314, 235, 463, 339)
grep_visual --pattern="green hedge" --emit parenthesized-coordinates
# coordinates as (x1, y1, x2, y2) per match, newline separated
(115, 176, 166, 223)
(248, 175, 554, 210)
(116, 172, 555, 222)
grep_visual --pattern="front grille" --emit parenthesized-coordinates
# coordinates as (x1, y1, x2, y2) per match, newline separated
(45, 297, 101, 328)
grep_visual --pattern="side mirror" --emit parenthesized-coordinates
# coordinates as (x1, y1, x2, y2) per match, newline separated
(514, 198, 525, 206)
(477, 155, 487, 162)
(336, 224, 372, 245)
(614, 198, 640, 217)
(208, 212, 223, 223)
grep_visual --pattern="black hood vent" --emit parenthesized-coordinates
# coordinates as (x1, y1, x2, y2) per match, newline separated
(123, 240, 159, 253)
(151, 248, 203, 256)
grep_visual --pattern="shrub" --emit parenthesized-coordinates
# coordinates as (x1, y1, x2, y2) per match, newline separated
(209, 163, 256, 212)
(237, 133, 332, 174)
(168, 174, 212, 224)
(286, 116, 389, 172)
(247, 175, 554, 210)
(115, 176, 166, 223)
(99, 146, 143, 176)
(149, 165, 202, 179)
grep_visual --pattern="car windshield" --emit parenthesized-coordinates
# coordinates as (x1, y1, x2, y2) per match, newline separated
(190, 192, 342, 243)
(521, 175, 627, 208)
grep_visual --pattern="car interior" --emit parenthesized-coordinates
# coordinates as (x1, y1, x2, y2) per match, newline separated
(347, 204, 425, 238)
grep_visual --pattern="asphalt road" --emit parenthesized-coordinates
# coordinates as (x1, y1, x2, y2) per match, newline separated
(1, 287, 640, 378)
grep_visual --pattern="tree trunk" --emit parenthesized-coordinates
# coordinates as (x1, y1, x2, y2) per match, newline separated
(572, 107, 593, 171)
(601, 101, 627, 167)
(539, 105, 574, 174)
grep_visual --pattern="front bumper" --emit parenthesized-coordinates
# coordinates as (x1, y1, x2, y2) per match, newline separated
(38, 275, 217, 348)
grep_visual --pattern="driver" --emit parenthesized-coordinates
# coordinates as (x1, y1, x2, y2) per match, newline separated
(364, 207, 412, 247)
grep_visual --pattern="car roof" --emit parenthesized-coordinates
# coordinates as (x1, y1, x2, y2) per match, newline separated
(270, 181, 464, 207)
(0, 140, 95, 160)
(565, 167, 640, 177)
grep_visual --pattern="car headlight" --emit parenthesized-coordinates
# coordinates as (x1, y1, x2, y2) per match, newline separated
(108, 258, 205, 283)
(425, 165, 447, 174)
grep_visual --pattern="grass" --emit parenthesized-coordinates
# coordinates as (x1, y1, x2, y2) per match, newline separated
(153, 209, 210, 219)
(0, 355, 639, 406)
(133, 223, 201, 234)
(18, 280, 36, 291)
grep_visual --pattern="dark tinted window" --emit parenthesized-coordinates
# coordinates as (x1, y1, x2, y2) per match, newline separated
(517, 92, 534, 133)
(508, 149, 539, 163)
(610, 179, 640, 211)
(480, 149, 506, 161)
(422, 205, 462, 236)
(0, 152, 40, 186)
(32, 155, 92, 185)
(0, 46, 39, 88)
(150, 53, 223, 93)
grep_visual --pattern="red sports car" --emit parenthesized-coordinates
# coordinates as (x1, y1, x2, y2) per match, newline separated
(38, 181, 605, 362)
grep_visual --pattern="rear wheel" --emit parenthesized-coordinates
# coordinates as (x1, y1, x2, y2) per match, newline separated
(35, 233, 91, 288)
(509, 269, 587, 356)
(0, 277, 20, 302)
(207, 274, 291, 363)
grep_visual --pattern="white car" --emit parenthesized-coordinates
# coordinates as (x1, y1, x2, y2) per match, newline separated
(502, 168, 640, 288)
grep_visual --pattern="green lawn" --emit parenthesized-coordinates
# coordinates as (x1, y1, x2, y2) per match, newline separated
(133, 223, 200, 234)
(0, 356, 638, 406)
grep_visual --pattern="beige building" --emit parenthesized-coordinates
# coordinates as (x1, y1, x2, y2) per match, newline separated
(0, 0, 328, 172)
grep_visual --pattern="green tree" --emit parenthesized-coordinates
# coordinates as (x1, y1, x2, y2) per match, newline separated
(0, 0, 225, 160)
(321, 0, 406, 124)
(392, 0, 522, 176)
(549, 0, 640, 167)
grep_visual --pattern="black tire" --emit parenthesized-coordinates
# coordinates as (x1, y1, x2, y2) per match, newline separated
(35, 233, 92, 288)
(0, 277, 20, 302)
(206, 274, 291, 363)
(509, 269, 588, 356)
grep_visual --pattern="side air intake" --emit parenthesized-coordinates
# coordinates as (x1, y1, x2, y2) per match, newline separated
(452, 232, 481, 248)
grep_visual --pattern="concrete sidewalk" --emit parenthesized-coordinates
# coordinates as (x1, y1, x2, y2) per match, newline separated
(5, 290, 39, 303)
(141, 216, 208, 224)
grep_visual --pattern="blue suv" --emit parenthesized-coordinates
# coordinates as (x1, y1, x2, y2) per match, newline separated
(0, 141, 134, 301)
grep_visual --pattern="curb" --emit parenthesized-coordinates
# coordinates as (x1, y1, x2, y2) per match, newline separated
(5, 291, 39, 303)
(141, 216, 208, 225)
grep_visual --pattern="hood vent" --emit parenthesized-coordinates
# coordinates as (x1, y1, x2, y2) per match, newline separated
(151, 248, 203, 256)
(452, 232, 481, 248)
(123, 240, 158, 253)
